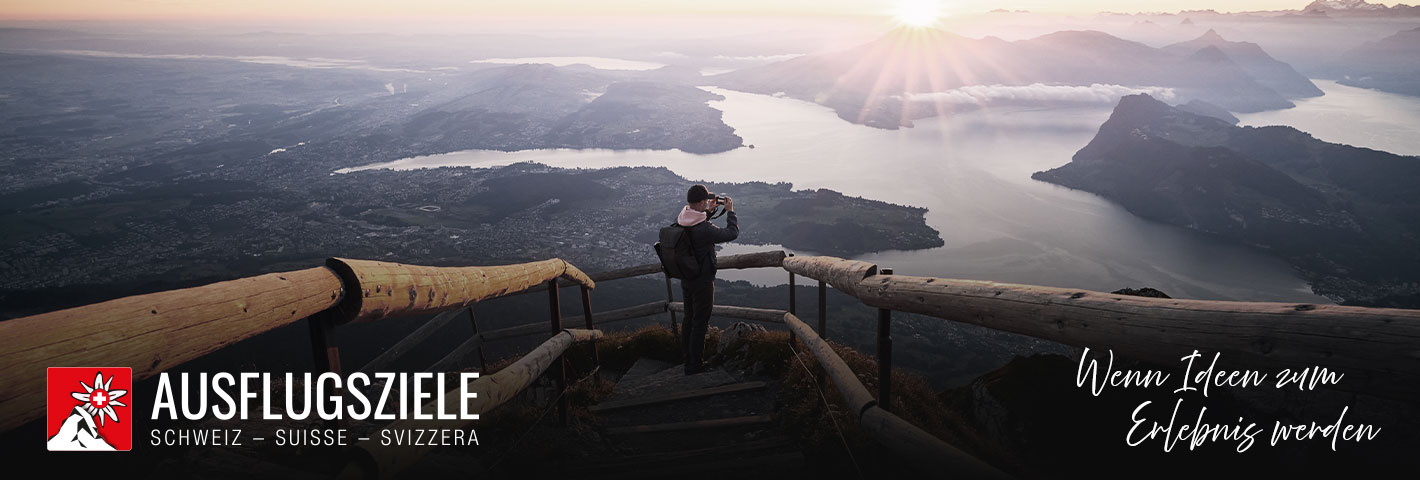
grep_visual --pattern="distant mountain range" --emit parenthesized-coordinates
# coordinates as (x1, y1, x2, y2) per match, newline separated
(1300, 0, 1420, 17)
(1326, 26, 1420, 96)
(712, 28, 1318, 129)
(1033, 94, 1420, 307)
(396, 65, 741, 154)
(0, 50, 743, 189)
(1177, 0, 1420, 17)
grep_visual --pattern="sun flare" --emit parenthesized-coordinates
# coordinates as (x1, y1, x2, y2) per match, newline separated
(891, 0, 944, 28)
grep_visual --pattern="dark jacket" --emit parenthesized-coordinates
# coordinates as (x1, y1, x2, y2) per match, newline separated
(684, 211, 738, 284)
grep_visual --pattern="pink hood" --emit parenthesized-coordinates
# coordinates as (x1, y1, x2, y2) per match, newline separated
(677, 205, 706, 227)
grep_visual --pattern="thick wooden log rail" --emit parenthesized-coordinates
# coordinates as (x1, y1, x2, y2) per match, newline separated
(0, 257, 597, 433)
(783, 255, 1420, 402)
(517, 249, 787, 294)
(325, 257, 594, 323)
(0, 267, 345, 433)
(781, 311, 1012, 480)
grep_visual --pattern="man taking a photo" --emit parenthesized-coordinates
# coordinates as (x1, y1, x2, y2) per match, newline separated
(675, 184, 738, 375)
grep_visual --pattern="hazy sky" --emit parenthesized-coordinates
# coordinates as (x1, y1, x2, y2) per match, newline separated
(1, 1, 1338, 21)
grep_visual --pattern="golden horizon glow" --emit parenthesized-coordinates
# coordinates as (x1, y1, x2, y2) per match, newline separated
(0, 1, 1353, 23)
(890, 0, 945, 28)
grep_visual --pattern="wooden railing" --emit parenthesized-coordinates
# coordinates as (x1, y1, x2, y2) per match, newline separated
(341, 328, 603, 480)
(549, 250, 1018, 478)
(333, 251, 788, 479)
(780, 255, 1420, 403)
(0, 257, 596, 433)
(6, 249, 1415, 479)
(0, 252, 782, 479)
(640, 251, 1419, 478)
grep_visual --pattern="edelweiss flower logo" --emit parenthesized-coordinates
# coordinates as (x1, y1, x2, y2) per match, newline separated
(47, 367, 133, 451)
(70, 372, 128, 427)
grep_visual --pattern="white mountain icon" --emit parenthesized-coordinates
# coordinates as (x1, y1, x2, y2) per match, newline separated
(47, 372, 127, 451)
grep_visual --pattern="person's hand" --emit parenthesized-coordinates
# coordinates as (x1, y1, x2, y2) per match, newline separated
(723, 196, 734, 212)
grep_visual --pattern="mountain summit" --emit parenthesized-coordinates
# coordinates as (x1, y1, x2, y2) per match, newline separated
(1306, 0, 1388, 11)
(1162, 29, 1323, 98)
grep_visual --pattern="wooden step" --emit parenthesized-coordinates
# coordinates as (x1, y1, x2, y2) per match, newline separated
(612, 366, 737, 399)
(591, 381, 766, 412)
(614, 357, 674, 390)
(604, 414, 774, 435)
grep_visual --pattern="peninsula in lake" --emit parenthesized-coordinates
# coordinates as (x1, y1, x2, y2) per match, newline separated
(1033, 94, 1420, 307)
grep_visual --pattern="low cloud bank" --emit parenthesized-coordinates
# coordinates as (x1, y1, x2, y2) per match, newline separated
(909, 83, 1177, 105)
(712, 53, 804, 63)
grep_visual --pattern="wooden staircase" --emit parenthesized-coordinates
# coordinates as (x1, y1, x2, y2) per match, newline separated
(566, 358, 803, 479)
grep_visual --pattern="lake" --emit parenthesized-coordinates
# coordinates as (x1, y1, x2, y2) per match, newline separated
(1237, 80, 1420, 156)
(340, 80, 1418, 303)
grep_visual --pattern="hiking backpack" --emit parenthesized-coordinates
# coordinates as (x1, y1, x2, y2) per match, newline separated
(654, 223, 700, 280)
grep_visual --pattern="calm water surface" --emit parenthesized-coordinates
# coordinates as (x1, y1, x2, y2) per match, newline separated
(343, 81, 1419, 302)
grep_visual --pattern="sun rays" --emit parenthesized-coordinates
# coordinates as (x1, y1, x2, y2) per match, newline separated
(833, 27, 1000, 127)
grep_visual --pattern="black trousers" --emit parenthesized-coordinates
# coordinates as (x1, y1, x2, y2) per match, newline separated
(680, 279, 714, 371)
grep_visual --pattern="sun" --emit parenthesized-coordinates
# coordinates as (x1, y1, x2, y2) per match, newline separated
(891, 0, 944, 28)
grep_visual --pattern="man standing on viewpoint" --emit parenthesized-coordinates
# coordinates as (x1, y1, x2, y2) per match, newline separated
(676, 184, 738, 375)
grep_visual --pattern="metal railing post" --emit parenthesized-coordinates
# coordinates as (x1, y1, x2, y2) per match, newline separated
(547, 280, 568, 427)
(815, 278, 829, 392)
(787, 252, 797, 345)
(788, 271, 797, 344)
(876, 268, 893, 412)
(817, 280, 827, 339)
(664, 273, 679, 341)
(580, 285, 601, 384)
(306, 310, 343, 430)
(789, 271, 797, 315)
(466, 305, 487, 373)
